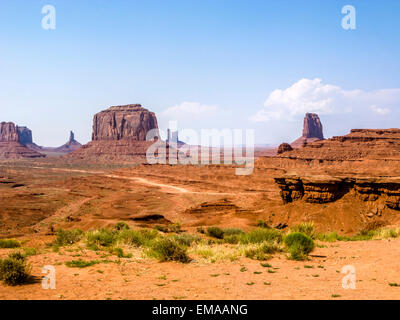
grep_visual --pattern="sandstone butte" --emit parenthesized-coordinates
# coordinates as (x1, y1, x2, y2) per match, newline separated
(291, 113, 325, 148)
(0, 122, 45, 159)
(69, 104, 162, 161)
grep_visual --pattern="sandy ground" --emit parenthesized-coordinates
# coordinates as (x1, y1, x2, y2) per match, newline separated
(1, 237, 400, 300)
(1, 161, 400, 300)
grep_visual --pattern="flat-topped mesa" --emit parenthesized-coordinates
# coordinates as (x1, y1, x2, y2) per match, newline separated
(92, 104, 159, 141)
(0, 122, 19, 142)
(69, 104, 166, 162)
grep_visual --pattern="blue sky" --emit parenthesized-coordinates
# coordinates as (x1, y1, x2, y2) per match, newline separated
(1, 0, 400, 146)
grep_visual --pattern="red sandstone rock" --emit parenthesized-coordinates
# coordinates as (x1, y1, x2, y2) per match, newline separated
(0, 122, 19, 142)
(53, 131, 82, 153)
(92, 104, 158, 141)
(302, 113, 324, 139)
(0, 122, 45, 159)
(17, 126, 33, 145)
(291, 113, 324, 148)
(69, 104, 162, 161)
(277, 143, 293, 154)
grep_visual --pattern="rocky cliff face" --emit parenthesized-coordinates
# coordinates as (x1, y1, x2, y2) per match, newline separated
(0, 122, 45, 159)
(70, 104, 162, 161)
(92, 104, 159, 141)
(291, 113, 324, 147)
(17, 126, 33, 145)
(275, 175, 400, 212)
(302, 113, 324, 139)
(0, 122, 19, 142)
(277, 143, 293, 154)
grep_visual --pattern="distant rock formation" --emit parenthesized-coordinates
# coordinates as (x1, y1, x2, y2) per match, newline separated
(277, 143, 293, 154)
(92, 104, 158, 141)
(302, 113, 324, 139)
(291, 113, 324, 148)
(53, 131, 82, 153)
(0, 122, 19, 142)
(0, 122, 45, 159)
(166, 129, 185, 147)
(17, 126, 33, 145)
(70, 104, 162, 161)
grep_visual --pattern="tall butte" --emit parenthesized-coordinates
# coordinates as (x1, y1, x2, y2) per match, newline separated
(0, 122, 45, 159)
(70, 104, 160, 161)
(291, 113, 324, 148)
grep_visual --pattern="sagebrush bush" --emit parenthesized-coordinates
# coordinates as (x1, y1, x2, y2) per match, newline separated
(149, 238, 190, 263)
(86, 229, 116, 247)
(55, 229, 84, 246)
(290, 222, 316, 239)
(111, 247, 132, 258)
(223, 228, 244, 236)
(0, 253, 30, 286)
(243, 242, 280, 261)
(8, 251, 26, 261)
(240, 228, 282, 244)
(284, 232, 315, 260)
(207, 227, 224, 239)
(0, 239, 21, 248)
(223, 234, 240, 244)
(118, 229, 158, 247)
(154, 225, 169, 233)
(172, 233, 201, 247)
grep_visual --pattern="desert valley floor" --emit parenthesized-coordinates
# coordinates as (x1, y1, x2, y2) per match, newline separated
(1, 159, 400, 300)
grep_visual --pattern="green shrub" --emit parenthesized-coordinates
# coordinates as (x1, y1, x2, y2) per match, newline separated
(169, 223, 182, 233)
(55, 229, 84, 246)
(223, 228, 245, 236)
(244, 242, 280, 261)
(118, 229, 158, 247)
(154, 225, 169, 233)
(284, 232, 315, 260)
(290, 222, 316, 239)
(114, 222, 130, 231)
(172, 233, 201, 247)
(111, 247, 132, 258)
(65, 259, 99, 268)
(0, 239, 21, 248)
(223, 234, 240, 244)
(8, 251, 26, 261)
(0, 254, 30, 285)
(240, 228, 282, 244)
(22, 247, 37, 257)
(207, 227, 224, 239)
(86, 229, 116, 247)
(316, 232, 350, 242)
(149, 238, 190, 263)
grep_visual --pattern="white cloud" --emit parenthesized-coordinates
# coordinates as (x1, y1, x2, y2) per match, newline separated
(370, 105, 391, 115)
(251, 78, 399, 122)
(161, 101, 218, 118)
